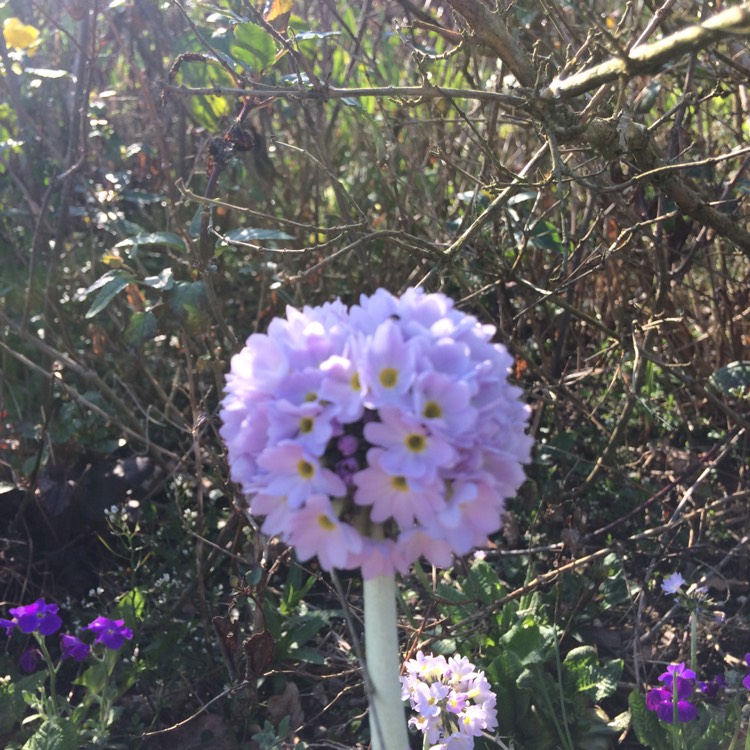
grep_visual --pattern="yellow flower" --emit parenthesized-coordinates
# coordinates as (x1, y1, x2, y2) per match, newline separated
(3, 17, 40, 51)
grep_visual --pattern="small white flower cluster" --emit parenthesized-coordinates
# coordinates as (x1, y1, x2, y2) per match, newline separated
(401, 651, 498, 749)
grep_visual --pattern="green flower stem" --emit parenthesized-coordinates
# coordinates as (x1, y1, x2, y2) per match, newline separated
(35, 633, 60, 716)
(363, 574, 409, 750)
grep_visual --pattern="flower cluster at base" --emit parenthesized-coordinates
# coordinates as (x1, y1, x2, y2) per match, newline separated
(401, 651, 498, 749)
(1, 598, 133, 664)
(220, 287, 532, 578)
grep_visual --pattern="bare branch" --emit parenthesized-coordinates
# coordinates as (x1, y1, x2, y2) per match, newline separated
(543, 3, 750, 100)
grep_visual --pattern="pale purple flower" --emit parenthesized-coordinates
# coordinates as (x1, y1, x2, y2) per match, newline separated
(220, 288, 532, 578)
(256, 442, 346, 507)
(402, 651, 498, 748)
(353, 451, 443, 526)
(662, 572, 685, 595)
(364, 408, 457, 480)
(285, 493, 363, 569)
(86, 617, 133, 650)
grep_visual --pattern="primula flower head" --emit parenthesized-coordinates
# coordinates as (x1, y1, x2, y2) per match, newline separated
(402, 651, 498, 748)
(86, 616, 133, 650)
(220, 288, 532, 578)
(1, 599, 62, 636)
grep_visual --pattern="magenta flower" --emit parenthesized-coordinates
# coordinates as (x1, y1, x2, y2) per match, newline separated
(1, 599, 62, 636)
(86, 617, 133, 650)
(646, 662, 698, 723)
(19, 647, 41, 673)
(220, 288, 532, 578)
(61, 633, 91, 661)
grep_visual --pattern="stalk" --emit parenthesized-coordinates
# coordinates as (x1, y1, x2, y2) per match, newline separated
(363, 574, 409, 750)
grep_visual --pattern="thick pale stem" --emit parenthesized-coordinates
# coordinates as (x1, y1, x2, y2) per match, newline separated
(363, 574, 409, 750)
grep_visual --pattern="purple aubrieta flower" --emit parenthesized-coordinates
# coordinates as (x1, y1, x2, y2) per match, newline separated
(86, 616, 133, 650)
(646, 662, 698, 723)
(401, 651, 498, 748)
(19, 647, 41, 674)
(61, 633, 91, 662)
(742, 653, 750, 690)
(220, 288, 532, 578)
(0, 598, 62, 636)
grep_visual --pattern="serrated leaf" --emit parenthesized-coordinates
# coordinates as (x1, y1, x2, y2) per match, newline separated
(21, 719, 79, 750)
(563, 646, 622, 701)
(231, 23, 277, 72)
(465, 559, 505, 604)
(222, 227, 294, 243)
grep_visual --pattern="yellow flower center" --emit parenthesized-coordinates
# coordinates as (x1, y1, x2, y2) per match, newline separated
(390, 476, 408, 491)
(297, 460, 315, 478)
(405, 433, 426, 453)
(379, 367, 398, 388)
(317, 514, 336, 531)
(299, 417, 314, 434)
(423, 400, 442, 419)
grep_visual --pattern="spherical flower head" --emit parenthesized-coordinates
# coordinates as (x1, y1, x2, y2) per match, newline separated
(402, 651, 498, 747)
(61, 634, 91, 662)
(661, 572, 685, 595)
(3, 599, 62, 636)
(220, 288, 532, 578)
(86, 617, 133, 650)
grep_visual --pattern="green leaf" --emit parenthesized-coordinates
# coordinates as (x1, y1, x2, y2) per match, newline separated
(709, 360, 750, 393)
(142, 267, 174, 290)
(563, 646, 622, 701)
(166, 281, 208, 333)
(85, 274, 133, 319)
(628, 689, 669, 750)
(115, 587, 147, 625)
(21, 719, 79, 750)
(124, 311, 157, 346)
(464, 559, 506, 605)
(231, 23, 277, 72)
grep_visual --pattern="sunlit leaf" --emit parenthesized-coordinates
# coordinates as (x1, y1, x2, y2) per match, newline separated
(143, 267, 175, 290)
(264, 0, 293, 23)
(222, 227, 294, 243)
(231, 23, 277, 72)
(85, 274, 132, 319)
